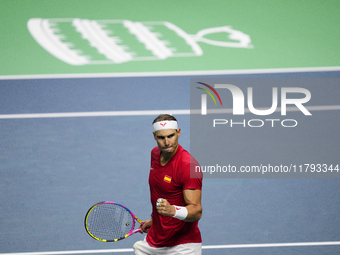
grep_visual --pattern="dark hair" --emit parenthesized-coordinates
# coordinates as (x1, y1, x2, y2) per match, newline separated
(152, 114, 177, 124)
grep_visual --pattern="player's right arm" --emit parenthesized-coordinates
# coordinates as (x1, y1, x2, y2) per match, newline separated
(139, 218, 152, 233)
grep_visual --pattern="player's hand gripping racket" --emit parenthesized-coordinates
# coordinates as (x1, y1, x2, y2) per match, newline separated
(84, 201, 143, 242)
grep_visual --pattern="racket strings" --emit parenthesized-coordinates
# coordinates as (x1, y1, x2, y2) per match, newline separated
(86, 203, 134, 241)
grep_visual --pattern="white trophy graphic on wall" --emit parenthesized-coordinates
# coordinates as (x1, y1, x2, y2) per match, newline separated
(27, 18, 253, 65)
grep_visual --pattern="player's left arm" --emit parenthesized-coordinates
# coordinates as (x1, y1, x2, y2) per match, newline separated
(182, 188, 202, 222)
(156, 189, 202, 222)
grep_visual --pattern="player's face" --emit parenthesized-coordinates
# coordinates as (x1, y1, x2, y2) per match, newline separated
(153, 128, 181, 155)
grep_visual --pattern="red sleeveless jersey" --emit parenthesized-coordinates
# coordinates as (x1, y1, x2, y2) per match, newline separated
(146, 145, 202, 247)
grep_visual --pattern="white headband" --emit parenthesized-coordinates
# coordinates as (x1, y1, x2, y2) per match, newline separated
(153, 120, 178, 132)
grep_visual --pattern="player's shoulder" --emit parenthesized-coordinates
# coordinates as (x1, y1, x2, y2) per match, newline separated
(176, 145, 203, 181)
(177, 145, 198, 166)
(151, 146, 160, 154)
(151, 146, 160, 159)
(178, 146, 190, 161)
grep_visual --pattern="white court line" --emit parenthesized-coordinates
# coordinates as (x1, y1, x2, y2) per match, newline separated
(0, 105, 340, 119)
(2, 241, 340, 255)
(0, 66, 339, 80)
(0, 109, 190, 119)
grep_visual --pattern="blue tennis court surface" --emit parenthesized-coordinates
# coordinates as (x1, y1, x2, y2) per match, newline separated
(1, 72, 340, 254)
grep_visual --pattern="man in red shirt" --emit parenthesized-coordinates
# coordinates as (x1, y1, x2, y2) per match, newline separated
(133, 114, 203, 255)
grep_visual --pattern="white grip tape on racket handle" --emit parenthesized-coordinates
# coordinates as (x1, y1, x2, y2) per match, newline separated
(172, 206, 188, 220)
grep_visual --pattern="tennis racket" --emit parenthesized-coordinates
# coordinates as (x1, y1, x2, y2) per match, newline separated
(84, 201, 144, 242)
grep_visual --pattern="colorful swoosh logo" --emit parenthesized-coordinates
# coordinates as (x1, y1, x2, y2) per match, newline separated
(196, 82, 223, 106)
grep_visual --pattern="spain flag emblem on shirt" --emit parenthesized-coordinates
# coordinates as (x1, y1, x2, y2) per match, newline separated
(163, 175, 172, 183)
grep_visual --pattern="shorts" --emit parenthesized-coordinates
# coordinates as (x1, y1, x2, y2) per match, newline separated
(133, 238, 202, 255)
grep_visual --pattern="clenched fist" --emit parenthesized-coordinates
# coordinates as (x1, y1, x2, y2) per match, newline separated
(156, 198, 175, 216)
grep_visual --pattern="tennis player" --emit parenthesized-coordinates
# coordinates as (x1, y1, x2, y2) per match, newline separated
(133, 114, 203, 255)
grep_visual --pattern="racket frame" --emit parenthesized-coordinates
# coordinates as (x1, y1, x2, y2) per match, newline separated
(84, 201, 143, 242)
